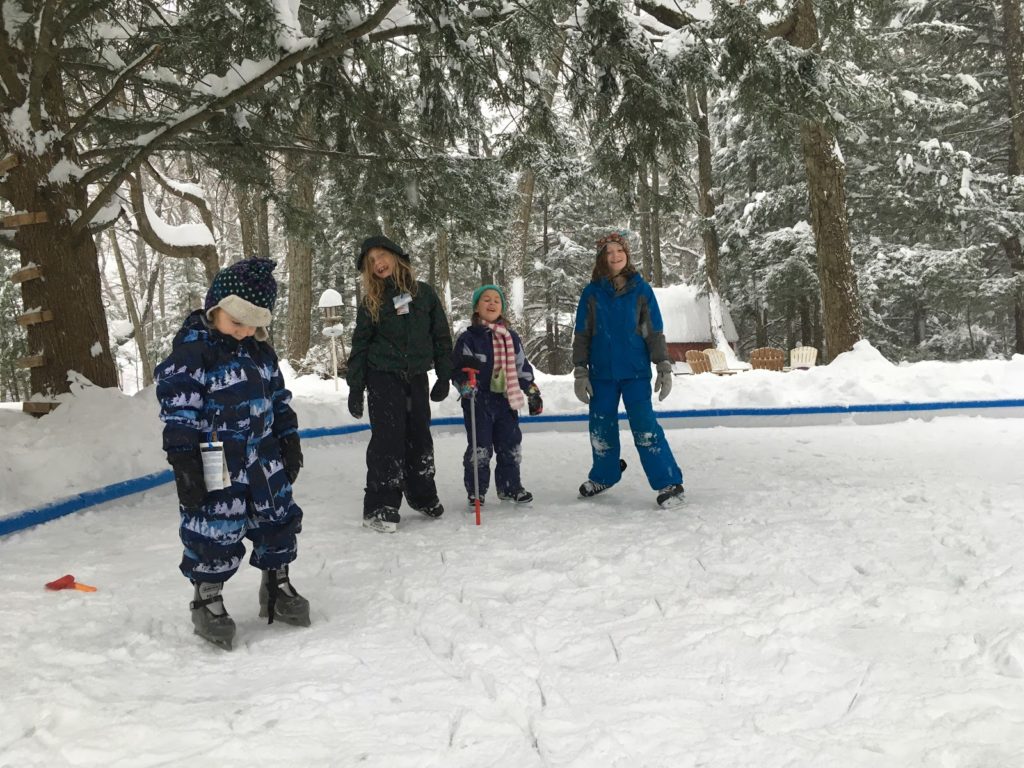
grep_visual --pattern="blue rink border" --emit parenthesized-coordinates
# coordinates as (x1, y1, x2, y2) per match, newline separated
(3, 397, 1023, 538)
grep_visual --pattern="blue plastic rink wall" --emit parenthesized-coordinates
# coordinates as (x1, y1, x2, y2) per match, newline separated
(3, 398, 1023, 539)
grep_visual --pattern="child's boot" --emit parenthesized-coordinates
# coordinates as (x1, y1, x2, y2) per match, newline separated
(191, 581, 236, 650)
(259, 565, 311, 627)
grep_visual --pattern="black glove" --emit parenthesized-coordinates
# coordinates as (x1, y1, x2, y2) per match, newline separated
(280, 434, 303, 484)
(459, 354, 481, 371)
(348, 388, 364, 419)
(526, 384, 543, 416)
(168, 451, 206, 508)
(430, 378, 450, 402)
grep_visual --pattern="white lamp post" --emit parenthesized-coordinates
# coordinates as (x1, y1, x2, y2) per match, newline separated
(318, 289, 344, 390)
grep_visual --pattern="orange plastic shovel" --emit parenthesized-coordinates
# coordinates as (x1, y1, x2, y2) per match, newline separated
(45, 574, 97, 592)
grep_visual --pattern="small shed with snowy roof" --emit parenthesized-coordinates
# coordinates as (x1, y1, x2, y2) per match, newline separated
(652, 284, 739, 362)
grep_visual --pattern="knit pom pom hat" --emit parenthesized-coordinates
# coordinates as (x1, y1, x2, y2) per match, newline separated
(204, 258, 277, 339)
(471, 284, 507, 313)
(595, 230, 631, 257)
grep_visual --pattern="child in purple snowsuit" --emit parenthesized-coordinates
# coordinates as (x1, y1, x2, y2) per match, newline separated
(451, 285, 542, 506)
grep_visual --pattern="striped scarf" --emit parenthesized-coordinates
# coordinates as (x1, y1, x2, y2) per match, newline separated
(486, 321, 525, 411)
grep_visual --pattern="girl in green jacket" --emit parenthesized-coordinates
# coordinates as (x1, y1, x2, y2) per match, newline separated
(346, 235, 453, 533)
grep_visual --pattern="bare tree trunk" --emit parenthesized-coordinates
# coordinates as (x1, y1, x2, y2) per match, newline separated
(1001, 0, 1024, 353)
(637, 167, 654, 282)
(799, 295, 813, 346)
(436, 229, 453, 334)
(788, 0, 861, 361)
(109, 231, 153, 386)
(687, 84, 731, 352)
(8, 154, 118, 395)
(429, 239, 437, 287)
(236, 184, 259, 261)
(511, 170, 535, 322)
(756, 304, 768, 348)
(509, 34, 566, 324)
(284, 143, 316, 363)
(542, 191, 556, 373)
(650, 161, 663, 286)
(258, 193, 271, 261)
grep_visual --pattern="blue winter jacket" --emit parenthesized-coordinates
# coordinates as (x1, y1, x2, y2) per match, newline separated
(572, 274, 669, 381)
(155, 310, 298, 471)
(451, 323, 535, 394)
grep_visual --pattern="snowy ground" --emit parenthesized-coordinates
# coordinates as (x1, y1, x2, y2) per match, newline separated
(4, 418, 1024, 767)
(3, 340, 1024, 519)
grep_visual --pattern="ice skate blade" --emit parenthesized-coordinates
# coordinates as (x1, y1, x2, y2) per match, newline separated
(195, 629, 233, 651)
(259, 608, 312, 627)
(658, 496, 685, 509)
(497, 495, 533, 505)
(362, 517, 398, 533)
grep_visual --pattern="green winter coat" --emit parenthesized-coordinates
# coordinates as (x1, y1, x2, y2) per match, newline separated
(346, 279, 453, 392)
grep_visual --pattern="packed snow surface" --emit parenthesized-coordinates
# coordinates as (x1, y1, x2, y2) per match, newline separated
(3, 419, 1024, 766)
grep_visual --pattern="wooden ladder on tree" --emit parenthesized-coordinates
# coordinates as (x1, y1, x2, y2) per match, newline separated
(6, 204, 60, 415)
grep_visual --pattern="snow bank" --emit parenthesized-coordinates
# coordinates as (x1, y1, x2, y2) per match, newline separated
(653, 283, 739, 343)
(2, 341, 1023, 520)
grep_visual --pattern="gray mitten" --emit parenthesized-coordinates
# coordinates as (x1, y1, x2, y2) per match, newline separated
(573, 366, 593, 404)
(653, 361, 673, 401)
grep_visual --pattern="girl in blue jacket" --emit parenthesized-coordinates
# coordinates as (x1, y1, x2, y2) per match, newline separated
(572, 232, 685, 508)
(451, 285, 542, 506)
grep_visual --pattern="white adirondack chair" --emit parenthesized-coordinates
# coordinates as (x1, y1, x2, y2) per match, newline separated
(789, 346, 818, 369)
(702, 348, 736, 375)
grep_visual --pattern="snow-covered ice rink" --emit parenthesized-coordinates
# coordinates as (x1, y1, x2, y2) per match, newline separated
(3, 417, 1024, 767)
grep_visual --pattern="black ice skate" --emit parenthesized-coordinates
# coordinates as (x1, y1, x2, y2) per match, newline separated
(467, 496, 486, 509)
(578, 460, 628, 498)
(259, 565, 311, 627)
(363, 507, 400, 533)
(656, 484, 685, 508)
(191, 581, 236, 651)
(408, 498, 445, 518)
(498, 489, 533, 504)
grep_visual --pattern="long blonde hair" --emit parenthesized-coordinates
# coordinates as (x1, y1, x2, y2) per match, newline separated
(361, 256, 418, 322)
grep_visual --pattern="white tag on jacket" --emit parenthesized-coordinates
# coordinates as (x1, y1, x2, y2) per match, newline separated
(200, 441, 229, 491)
(393, 292, 411, 315)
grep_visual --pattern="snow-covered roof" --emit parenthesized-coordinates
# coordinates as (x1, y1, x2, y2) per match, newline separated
(653, 283, 738, 343)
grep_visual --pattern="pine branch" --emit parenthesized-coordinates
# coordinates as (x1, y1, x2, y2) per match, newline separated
(127, 170, 219, 280)
(72, 0, 403, 236)
(144, 159, 214, 234)
(636, 1, 694, 31)
(65, 45, 162, 143)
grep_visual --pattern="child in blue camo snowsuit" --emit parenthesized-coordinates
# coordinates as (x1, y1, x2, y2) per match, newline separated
(155, 258, 309, 650)
(572, 232, 685, 508)
(451, 285, 542, 506)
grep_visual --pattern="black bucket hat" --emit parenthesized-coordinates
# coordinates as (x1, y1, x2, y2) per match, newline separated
(356, 235, 409, 271)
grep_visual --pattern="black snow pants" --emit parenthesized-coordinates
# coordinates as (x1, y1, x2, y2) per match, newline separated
(364, 369, 439, 515)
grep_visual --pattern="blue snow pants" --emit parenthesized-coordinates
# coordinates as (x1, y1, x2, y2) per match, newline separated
(179, 438, 302, 583)
(461, 391, 523, 497)
(588, 377, 683, 491)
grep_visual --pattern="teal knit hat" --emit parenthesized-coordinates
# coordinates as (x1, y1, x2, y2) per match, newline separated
(472, 284, 506, 313)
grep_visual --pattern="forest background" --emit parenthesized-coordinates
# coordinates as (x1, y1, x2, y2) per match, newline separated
(2, 0, 1023, 402)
